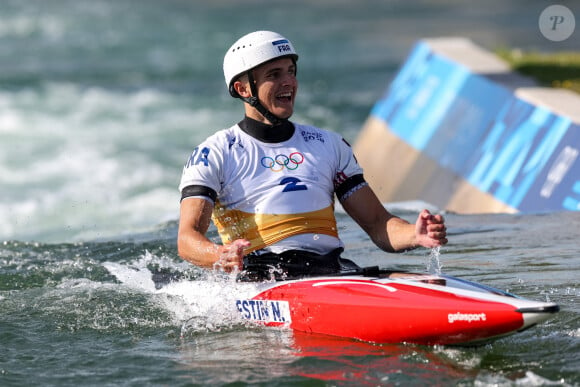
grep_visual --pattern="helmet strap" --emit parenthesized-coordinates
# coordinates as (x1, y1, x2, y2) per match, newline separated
(241, 71, 283, 126)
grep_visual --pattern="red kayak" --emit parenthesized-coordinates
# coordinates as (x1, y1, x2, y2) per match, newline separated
(235, 272, 559, 346)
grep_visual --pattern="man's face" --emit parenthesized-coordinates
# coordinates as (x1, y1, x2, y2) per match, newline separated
(251, 57, 298, 122)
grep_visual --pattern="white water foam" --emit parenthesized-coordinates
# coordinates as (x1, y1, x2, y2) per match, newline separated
(102, 251, 261, 334)
(474, 370, 571, 387)
(0, 83, 227, 242)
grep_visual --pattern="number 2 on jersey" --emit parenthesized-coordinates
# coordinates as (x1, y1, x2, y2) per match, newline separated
(279, 177, 307, 192)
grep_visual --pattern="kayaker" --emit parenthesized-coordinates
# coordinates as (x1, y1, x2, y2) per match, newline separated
(177, 31, 447, 280)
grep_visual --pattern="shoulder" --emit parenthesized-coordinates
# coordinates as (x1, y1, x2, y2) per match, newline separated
(193, 125, 246, 154)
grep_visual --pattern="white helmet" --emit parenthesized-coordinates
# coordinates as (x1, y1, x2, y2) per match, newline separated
(223, 31, 298, 97)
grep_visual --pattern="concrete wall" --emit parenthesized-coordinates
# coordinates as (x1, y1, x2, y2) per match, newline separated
(354, 38, 580, 213)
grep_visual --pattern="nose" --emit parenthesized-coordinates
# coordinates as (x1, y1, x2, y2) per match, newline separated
(282, 72, 297, 87)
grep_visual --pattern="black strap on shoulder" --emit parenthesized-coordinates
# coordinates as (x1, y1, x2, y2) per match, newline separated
(180, 185, 217, 202)
(335, 174, 366, 201)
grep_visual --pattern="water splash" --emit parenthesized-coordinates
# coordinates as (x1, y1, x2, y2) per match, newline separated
(102, 252, 260, 336)
(426, 246, 443, 275)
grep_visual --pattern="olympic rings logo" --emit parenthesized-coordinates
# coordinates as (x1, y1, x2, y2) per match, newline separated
(261, 152, 305, 172)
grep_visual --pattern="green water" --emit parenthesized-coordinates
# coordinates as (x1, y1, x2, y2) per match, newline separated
(2, 212, 579, 385)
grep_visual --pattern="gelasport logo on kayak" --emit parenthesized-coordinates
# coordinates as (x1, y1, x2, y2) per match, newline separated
(236, 299, 292, 323)
(448, 312, 487, 324)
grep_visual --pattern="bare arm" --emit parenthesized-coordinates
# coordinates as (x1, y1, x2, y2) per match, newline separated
(177, 197, 249, 271)
(340, 185, 447, 252)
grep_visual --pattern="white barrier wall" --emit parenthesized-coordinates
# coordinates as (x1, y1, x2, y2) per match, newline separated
(354, 38, 580, 213)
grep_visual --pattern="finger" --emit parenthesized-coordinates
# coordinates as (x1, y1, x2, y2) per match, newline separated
(225, 262, 240, 273)
(429, 232, 447, 241)
(231, 239, 251, 254)
(426, 214, 444, 225)
(432, 214, 444, 223)
(429, 231, 448, 243)
(221, 257, 242, 273)
(232, 239, 251, 247)
(427, 224, 446, 233)
(437, 237, 448, 246)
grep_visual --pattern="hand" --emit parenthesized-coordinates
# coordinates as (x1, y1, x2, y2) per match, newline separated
(414, 209, 448, 248)
(214, 239, 251, 273)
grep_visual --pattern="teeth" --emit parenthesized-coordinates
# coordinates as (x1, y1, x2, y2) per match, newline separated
(278, 92, 291, 98)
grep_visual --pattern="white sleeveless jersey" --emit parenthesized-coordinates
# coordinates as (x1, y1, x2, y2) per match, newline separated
(179, 122, 364, 254)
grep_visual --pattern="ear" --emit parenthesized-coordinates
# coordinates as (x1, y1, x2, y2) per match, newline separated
(233, 80, 251, 98)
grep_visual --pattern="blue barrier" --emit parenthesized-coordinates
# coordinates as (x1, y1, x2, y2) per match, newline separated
(370, 40, 580, 212)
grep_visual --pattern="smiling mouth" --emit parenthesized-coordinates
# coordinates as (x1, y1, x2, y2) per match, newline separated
(276, 92, 293, 103)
